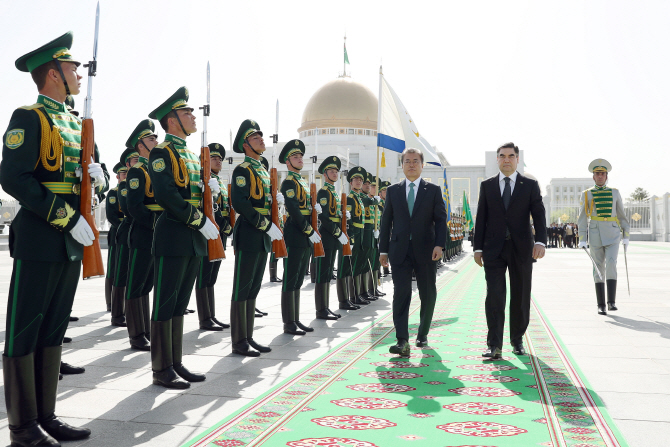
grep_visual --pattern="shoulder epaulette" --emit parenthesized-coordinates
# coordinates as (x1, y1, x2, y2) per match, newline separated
(321, 186, 328, 190)
(134, 162, 144, 169)
(239, 162, 250, 168)
(155, 141, 171, 150)
(348, 193, 354, 198)
(19, 103, 45, 111)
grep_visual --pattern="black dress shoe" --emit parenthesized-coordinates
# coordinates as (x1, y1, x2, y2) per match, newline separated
(374, 289, 386, 297)
(173, 363, 205, 382)
(248, 338, 271, 353)
(339, 300, 359, 310)
(482, 347, 502, 359)
(296, 321, 314, 332)
(212, 317, 230, 328)
(284, 322, 306, 336)
(59, 373, 63, 381)
(598, 305, 607, 315)
(63, 336, 72, 343)
(327, 308, 342, 319)
(512, 343, 526, 355)
(153, 366, 190, 389)
(389, 339, 410, 358)
(185, 308, 195, 314)
(60, 362, 85, 375)
(129, 335, 151, 351)
(256, 307, 268, 316)
(316, 310, 339, 320)
(199, 318, 224, 331)
(232, 340, 260, 357)
(416, 337, 428, 347)
(40, 414, 91, 441)
(69, 316, 79, 322)
(607, 302, 618, 311)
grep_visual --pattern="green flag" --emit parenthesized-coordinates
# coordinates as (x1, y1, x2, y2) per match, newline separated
(344, 43, 350, 65)
(463, 190, 473, 231)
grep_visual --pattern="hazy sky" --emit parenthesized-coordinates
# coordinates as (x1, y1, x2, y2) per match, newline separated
(1, 0, 668, 200)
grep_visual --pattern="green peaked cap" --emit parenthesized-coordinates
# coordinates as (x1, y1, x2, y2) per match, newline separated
(208, 142, 225, 159)
(113, 162, 127, 174)
(120, 147, 139, 165)
(347, 166, 367, 183)
(318, 156, 341, 174)
(279, 139, 305, 164)
(15, 31, 81, 73)
(126, 119, 157, 149)
(379, 180, 391, 191)
(233, 119, 263, 154)
(148, 86, 193, 121)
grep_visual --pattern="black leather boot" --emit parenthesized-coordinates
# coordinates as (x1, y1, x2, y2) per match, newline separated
(295, 290, 314, 332)
(4, 353, 60, 447)
(126, 297, 150, 351)
(366, 272, 379, 301)
(141, 294, 151, 341)
(383, 266, 390, 277)
(196, 288, 222, 331)
(310, 259, 316, 284)
(352, 275, 369, 305)
(374, 271, 386, 296)
(256, 307, 267, 317)
(208, 287, 230, 328)
(282, 291, 305, 335)
(596, 282, 607, 315)
(110, 286, 127, 327)
(104, 277, 112, 312)
(248, 299, 271, 352)
(316, 282, 340, 319)
(269, 260, 282, 283)
(59, 362, 85, 375)
(151, 320, 190, 389)
(231, 301, 259, 357)
(172, 316, 205, 382)
(337, 277, 358, 310)
(607, 279, 618, 311)
(36, 346, 91, 441)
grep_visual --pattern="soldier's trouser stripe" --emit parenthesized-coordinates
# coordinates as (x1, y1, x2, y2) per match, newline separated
(153, 256, 164, 320)
(233, 252, 243, 301)
(282, 246, 311, 292)
(152, 256, 200, 321)
(197, 257, 205, 289)
(114, 245, 127, 287)
(106, 246, 114, 279)
(232, 251, 268, 302)
(316, 248, 337, 284)
(126, 249, 138, 299)
(7, 260, 21, 357)
(126, 248, 154, 300)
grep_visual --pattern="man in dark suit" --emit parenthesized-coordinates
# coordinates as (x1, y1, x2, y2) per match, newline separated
(379, 148, 447, 356)
(474, 142, 547, 359)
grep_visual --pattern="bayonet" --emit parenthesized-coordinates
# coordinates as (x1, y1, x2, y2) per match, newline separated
(83, 1, 100, 120)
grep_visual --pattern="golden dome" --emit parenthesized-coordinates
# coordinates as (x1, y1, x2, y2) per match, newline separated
(298, 77, 378, 133)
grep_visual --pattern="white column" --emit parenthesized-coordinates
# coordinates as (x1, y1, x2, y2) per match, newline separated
(650, 196, 657, 241)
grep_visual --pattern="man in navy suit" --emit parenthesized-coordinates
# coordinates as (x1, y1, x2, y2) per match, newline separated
(379, 148, 447, 356)
(474, 142, 547, 358)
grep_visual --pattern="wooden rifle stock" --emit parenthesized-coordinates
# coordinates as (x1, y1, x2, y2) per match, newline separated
(310, 183, 325, 258)
(341, 192, 352, 256)
(80, 119, 105, 279)
(227, 183, 235, 227)
(270, 168, 288, 258)
(201, 145, 225, 261)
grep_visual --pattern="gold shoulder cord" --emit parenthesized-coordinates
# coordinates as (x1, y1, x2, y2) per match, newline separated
(329, 192, 337, 215)
(167, 147, 188, 187)
(354, 197, 361, 217)
(294, 178, 305, 203)
(33, 109, 63, 171)
(245, 166, 263, 200)
(143, 168, 154, 198)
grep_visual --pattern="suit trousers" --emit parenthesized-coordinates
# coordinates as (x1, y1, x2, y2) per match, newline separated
(483, 239, 533, 349)
(390, 241, 437, 341)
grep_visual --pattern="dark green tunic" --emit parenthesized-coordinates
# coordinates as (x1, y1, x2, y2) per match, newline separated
(316, 182, 343, 284)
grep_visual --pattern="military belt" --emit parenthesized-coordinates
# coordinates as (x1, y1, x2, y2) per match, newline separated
(352, 222, 364, 229)
(300, 209, 311, 216)
(254, 207, 270, 215)
(146, 204, 164, 212)
(329, 217, 341, 223)
(41, 181, 79, 195)
(590, 215, 620, 224)
(221, 211, 229, 216)
(186, 199, 201, 207)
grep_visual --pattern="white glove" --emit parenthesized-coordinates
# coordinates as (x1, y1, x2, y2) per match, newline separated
(309, 231, 322, 244)
(267, 223, 283, 241)
(315, 203, 322, 213)
(276, 192, 285, 205)
(199, 218, 219, 240)
(208, 178, 221, 195)
(346, 211, 351, 219)
(374, 230, 380, 238)
(88, 162, 105, 188)
(70, 215, 95, 246)
(337, 233, 349, 245)
(374, 195, 381, 202)
(578, 241, 587, 249)
(622, 238, 629, 247)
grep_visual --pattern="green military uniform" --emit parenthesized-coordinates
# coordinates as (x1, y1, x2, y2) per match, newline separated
(1, 32, 101, 444)
(257, 156, 272, 317)
(343, 167, 370, 306)
(147, 87, 207, 389)
(105, 163, 127, 312)
(362, 173, 383, 299)
(230, 119, 274, 356)
(195, 143, 232, 331)
(123, 120, 160, 350)
(315, 156, 348, 316)
(279, 140, 316, 335)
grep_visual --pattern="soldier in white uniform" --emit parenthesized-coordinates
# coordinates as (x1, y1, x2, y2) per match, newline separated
(578, 158, 630, 315)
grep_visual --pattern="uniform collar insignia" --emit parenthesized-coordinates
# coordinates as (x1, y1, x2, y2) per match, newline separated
(38, 94, 66, 113)
(166, 133, 186, 146)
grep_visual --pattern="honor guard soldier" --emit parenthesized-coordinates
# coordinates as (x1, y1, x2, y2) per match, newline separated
(230, 119, 284, 356)
(105, 162, 127, 312)
(147, 87, 220, 389)
(379, 181, 391, 277)
(346, 167, 370, 306)
(578, 159, 630, 315)
(256, 156, 272, 317)
(358, 172, 380, 302)
(1, 32, 107, 445)
(195, 143, 233, 331)
(367, 174, 385, 296)
(315, 156, 350, 318)
(123, 120, 160, 350)
(279, 140, 322, 334)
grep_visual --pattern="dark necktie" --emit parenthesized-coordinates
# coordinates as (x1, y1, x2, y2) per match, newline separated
(408, 183, 415, 217)
(503, 177, 511, 211)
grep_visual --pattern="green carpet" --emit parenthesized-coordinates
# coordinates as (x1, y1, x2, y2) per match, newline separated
(184, 262, 629, 447)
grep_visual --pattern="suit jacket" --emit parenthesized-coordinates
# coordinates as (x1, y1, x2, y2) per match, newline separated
(379, 179, 447, 265)
(474, 173, 547, 262)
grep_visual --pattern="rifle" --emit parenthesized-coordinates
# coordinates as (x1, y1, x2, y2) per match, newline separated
(341, 192, 352, 256)
(270, 167, 288, 258)
(227, 183, 235, 227)
(310, 183, 325, 258)
(200, 61, 225, 261)
(80, 2, 104, 280)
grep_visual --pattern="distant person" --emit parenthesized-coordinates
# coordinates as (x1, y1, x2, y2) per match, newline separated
(379, 148, 447, 355)
(578, 159, 630, 315)
(474, 142, 547, 358)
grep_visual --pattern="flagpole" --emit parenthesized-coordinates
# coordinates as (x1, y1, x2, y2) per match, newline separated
(375, 65, 383, 231)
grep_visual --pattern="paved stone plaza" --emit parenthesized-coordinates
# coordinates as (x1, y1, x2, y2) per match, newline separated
(0, 242, 667, 446)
